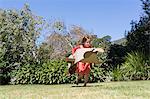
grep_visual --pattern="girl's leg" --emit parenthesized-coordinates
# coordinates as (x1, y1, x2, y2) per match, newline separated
(84, 73, 89, 86)
(76, 73, 83, 85)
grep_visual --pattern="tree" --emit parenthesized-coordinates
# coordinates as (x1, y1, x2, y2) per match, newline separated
(91, 35, 112, 68)
(0, 4, 44, 84)
(126, 0, 150, 57)
(105, 44, 127, 70)
(45, 20, 93, 59)
(37, 42, 53, 62)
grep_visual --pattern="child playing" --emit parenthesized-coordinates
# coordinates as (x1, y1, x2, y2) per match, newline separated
(72, 36, 92, 87)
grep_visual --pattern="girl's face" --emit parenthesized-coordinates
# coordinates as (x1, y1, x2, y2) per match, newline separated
(83, 39, 91, 48)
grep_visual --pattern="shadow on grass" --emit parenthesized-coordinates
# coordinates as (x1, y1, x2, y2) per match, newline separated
(71, 84, 103, 87)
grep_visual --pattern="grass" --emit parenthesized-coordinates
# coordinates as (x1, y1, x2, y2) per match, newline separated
(0, 81, 150, 99)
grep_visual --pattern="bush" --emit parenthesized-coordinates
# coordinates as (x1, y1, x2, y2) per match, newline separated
(90, 65, 104, 82)
(90, 65, 114, 82)
(37, 60, 69, 84)
(10, 64, 36, 84)
(10, 51, 150, 85)
(111, 66, 123, 81)
(121, 52, 150, 80)
(90, 51, 150, 82)
(0, 4, 44, 84)
(10, 60, 75, 84)
(0, 73, 9, 85)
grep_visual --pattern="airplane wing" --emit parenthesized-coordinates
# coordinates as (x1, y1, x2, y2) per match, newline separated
(74, 48, 104, 64)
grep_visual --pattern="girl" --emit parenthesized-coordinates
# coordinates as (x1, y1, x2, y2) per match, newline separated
(72, 36, 92, 86)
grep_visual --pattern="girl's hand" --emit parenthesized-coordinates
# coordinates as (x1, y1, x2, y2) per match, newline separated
(93, 48, 104, 53)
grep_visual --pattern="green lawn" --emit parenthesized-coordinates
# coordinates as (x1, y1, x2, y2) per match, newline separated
(0, 81, 150, 99)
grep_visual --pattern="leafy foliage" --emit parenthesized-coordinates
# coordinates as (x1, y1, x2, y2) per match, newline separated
(37, 42, 53, 62)
(10, 60, 74, 84)
(104, 44, 127, 70)
(90, 65, 112, 82)
(0, 4, 44, 84)
(1, 1, 150, 85)
(126, 0, 150, 57)
(121, 52, 150, 80)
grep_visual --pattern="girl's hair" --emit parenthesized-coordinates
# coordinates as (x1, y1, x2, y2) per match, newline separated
(75, 36, 91, 46)
(81, 36, 91, 45)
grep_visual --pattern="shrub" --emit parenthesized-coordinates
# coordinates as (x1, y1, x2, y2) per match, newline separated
(121, 52, 150, 80)
(0, 4, 44, 84)
(90, 65, 113, 82)
(111, 66, 123, 81)
(10, 60, 74, 84)
(10, 64, 36, 84)
(37, 60, 69, 84)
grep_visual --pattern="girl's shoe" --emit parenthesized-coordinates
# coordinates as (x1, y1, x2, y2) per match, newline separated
(83, 83, 87, 87)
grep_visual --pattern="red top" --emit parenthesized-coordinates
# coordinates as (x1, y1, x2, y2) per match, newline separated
(72, 45, 91, 75)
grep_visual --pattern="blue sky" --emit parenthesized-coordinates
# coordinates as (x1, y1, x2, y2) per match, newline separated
(0, 0, 142, 42)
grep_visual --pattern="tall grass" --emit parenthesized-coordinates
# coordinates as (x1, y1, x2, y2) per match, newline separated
(121, 52, 150, 80)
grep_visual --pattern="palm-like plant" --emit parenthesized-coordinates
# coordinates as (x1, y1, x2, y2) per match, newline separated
(121, 52, 149, 80)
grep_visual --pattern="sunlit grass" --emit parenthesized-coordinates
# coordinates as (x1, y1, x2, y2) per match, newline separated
(0, 81, 150, 99)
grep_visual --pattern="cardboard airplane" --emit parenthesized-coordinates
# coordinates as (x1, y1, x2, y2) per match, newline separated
(67, 48, 104, 64)
(67, 48, 104, 74)
(74, 48, 104, 64)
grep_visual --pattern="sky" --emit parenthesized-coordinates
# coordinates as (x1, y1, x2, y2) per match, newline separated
(0, 0, 143, 42)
